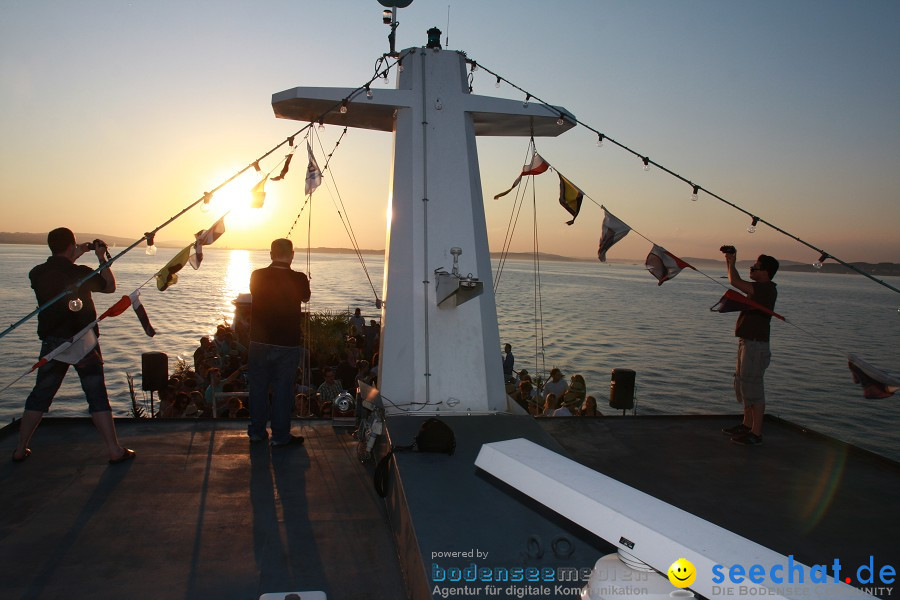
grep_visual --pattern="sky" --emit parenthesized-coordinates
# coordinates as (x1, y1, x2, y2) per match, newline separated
(1, 0, 899, 264)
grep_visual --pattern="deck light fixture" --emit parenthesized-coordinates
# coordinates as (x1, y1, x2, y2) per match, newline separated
(597, 133, 605, 147)
(691, 185, 699, 201)
(642, 156, 650, 171)
(748, 216, 759, 233)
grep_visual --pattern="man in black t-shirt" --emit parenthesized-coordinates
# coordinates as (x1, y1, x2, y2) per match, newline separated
(247, 238, 311, 446)
(721, 248, 779, 446)
(12, 227, 134, 464)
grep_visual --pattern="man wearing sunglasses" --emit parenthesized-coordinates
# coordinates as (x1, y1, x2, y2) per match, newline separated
(721, 248, 779, 446)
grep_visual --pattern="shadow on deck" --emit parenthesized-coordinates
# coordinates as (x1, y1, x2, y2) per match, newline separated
(0, 418, 406, 600)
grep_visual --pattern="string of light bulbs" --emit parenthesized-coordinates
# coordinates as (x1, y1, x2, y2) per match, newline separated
(465, 57, 900, 296)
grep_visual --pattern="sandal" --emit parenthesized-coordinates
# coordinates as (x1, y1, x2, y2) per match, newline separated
(12, 448, 31, 462)
(109, 448, 136, 464)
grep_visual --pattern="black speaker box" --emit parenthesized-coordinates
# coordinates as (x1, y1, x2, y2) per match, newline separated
(141, 352, 168, 391)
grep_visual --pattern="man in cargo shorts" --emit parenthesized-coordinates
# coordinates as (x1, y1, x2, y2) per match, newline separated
(721, 248, 779, 446)
(13, 227, 134, 464)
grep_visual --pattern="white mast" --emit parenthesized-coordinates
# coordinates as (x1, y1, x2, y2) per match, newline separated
(272, 30, 573, 414)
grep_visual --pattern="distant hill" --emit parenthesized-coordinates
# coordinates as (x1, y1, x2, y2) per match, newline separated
(2, 232, 896, 275)
(0, 232, 183, 248)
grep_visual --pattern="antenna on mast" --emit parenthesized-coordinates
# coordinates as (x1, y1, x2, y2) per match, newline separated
(379, 0, 414, 57)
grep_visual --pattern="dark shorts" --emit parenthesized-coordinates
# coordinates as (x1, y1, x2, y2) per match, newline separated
(24, 337, 111, 413)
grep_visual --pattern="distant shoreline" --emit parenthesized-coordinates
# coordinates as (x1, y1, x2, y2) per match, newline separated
(2, 233, 897, 276)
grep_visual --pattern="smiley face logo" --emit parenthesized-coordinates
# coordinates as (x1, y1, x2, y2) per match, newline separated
(667, 558, 697, 588)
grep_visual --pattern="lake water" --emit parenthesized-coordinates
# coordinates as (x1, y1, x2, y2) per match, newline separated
(1, 244, 898, 460)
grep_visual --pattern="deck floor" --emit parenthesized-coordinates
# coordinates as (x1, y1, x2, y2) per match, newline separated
(0, 418, 407, 600)
(538, 414, 900, 582)
(2, 414, 898, 600)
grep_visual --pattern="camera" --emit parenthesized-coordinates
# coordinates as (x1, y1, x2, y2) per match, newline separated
(719, 245, 736, 254)
(85, 239, 107, 251)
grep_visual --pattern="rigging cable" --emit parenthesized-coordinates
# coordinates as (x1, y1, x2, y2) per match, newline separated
(493, 140, 537, 294)
(531, 180, 547, 386)
(467, 57, 900, 296)
(311, 126, 381, 304)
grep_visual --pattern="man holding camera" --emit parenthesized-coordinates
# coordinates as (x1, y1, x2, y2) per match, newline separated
(13, 227, 134, 464)
(721, 246, 779, 446)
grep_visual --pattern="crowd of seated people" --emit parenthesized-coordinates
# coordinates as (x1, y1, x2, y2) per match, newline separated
(156, 312, 381, 420)
(506, 366, 602, 417)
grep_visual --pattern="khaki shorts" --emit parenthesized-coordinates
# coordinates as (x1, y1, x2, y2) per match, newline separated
(734, 338, 771, 407)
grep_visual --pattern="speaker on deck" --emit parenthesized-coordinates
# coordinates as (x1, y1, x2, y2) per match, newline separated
(141, 352, 168, 391)
(609, 368, 635, 410)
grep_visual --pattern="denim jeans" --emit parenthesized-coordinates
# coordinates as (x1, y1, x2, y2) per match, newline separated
(248, 342, 301, 443)
(25, 337, 111, 413)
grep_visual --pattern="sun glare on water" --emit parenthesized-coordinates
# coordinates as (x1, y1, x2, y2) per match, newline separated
(222, 249, 252, 315)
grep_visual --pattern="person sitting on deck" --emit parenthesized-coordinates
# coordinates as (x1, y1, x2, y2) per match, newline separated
(580, 395, 601, 417)
(543, 368, 568, 399)
(561, 373, 586, 409)
(316, 367, 343, 416)
(204, 366, 245, 416)
(511, 380, 539, 415)
(541, 393, 560, 416)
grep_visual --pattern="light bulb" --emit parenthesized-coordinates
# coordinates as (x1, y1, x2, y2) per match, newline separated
(145, 244, 157, 256)
(339, 100, 348, 114)
(523, 94, 530, 108)
(366, 87, 373, 99)
(398, 64, 404, 72)
(642, 157, 650, 172)
(68, 297, 83, 312)
(200, 200, 211, 213)
(495, 77, 501, 88)
(557, 117, 564, 126)
(318, 121, 325, 131)
(747, 224, 756, 233)
(383, 73, 390, 85)
(813, 259, 823, 269)
(748, 216, 759, 233)
(597, 134, 604, 148)
(690, 192, 698, 202)
(813, 252, 828, 269)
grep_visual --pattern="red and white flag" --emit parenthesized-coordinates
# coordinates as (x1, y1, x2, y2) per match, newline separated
(710, 289, 785, 321)
(597, 208, 631, 262)
(645, 245, 695, 285)
(189, 214, 227, 269)
(848, 355, 899, 399)
(494, 153, 551, 199)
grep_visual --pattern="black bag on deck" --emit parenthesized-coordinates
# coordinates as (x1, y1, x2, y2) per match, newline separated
(374, 417, 456, 497)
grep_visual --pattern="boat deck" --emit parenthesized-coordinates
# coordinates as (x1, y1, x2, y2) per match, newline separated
(1, 414, 898, 599)
(538, 414, 900, 583)
(0, 418, 407, 600)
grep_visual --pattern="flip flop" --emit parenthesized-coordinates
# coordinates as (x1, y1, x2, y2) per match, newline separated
(109, 448, 136, 464)
(11, 448, 31, 462)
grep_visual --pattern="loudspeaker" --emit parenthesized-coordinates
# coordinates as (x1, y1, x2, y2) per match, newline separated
(609, 368, 635, 410)
(141, 352, 168, 391)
